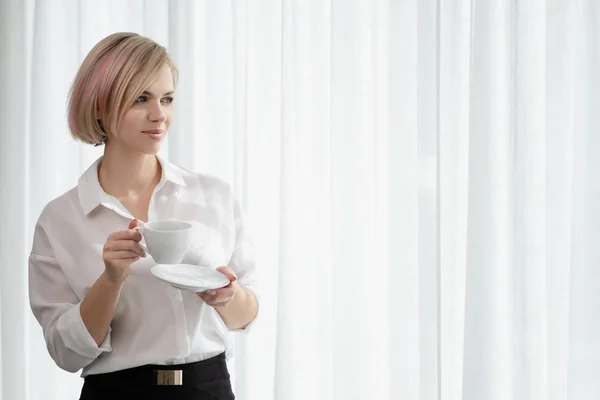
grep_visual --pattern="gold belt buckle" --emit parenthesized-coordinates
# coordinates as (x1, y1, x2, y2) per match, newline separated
(155, 370, 183, 386)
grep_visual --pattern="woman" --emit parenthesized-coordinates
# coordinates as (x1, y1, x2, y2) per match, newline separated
(28, 32, 258, 399)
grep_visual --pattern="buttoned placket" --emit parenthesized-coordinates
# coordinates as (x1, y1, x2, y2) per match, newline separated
(148, 178, 191, 357)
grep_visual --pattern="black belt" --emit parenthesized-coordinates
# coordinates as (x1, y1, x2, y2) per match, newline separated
(84, 352, 229, 387)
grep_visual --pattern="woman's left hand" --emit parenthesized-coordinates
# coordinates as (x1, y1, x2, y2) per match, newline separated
(197, 266, 239, 307)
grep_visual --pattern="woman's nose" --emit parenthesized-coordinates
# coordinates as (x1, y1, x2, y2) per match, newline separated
(148, 102, 167, 122)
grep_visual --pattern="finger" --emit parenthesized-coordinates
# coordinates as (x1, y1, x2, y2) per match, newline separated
(198, 295, 231, 307)
(197, 291, 223, 300)
(198, 290, 217, 299)
(201, 286, 234, 295)
(206, 292, 235, 304)
(106, 240, 141, 251)
(209, 287, 234, 297)
(216, 266, 237, 282)
(114, 256, 140, 265)
(109, 229, 142, 241)
(128, 219, 140, 229)
(105, 241, 146, 256)
(105, 246, 145, 259)
(105, 253, 141, 262)
(197, 293, 210, 302)
(105, 250, 143, 259)
(107, 256, 140, 268)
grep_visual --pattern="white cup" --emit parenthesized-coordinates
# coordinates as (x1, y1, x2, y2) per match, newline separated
(134, 220, 193, 264)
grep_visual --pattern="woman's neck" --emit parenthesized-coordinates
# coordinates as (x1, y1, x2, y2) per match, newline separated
(98, 144, 161, 199)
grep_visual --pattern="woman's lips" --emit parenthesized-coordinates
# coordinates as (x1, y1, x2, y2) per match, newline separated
(142, 130, 165, 140)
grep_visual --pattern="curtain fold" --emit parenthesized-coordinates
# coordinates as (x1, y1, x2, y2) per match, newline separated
(0, 0, 29, 398)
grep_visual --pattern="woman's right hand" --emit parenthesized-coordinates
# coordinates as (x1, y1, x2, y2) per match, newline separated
(102, 219, 146, 285)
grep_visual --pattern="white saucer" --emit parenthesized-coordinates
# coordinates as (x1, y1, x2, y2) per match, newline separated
(151, 264, 231, 292)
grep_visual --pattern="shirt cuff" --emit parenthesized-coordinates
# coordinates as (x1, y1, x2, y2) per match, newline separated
(229, 285, 259, 333)
(56, 302, 112, 359)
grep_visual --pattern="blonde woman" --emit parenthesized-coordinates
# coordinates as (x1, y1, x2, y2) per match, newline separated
(28, 32, 258, 399)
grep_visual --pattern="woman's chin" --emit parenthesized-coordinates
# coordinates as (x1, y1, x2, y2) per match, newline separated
(123, 143, 162, 156)
(136, 137, 164, 154)
(105, 137, 164, 155)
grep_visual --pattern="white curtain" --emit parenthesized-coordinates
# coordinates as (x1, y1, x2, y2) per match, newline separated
(0, 1, 598, 399)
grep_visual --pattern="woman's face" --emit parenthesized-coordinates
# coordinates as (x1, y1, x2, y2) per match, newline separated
(110, 65, 175, 154)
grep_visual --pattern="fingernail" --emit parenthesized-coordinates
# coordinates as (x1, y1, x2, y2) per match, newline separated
(207, 290, 215, 295)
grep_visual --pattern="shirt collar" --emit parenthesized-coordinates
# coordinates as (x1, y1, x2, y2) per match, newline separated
(77, 155, 187, 215)
(157, 154, 187, 187)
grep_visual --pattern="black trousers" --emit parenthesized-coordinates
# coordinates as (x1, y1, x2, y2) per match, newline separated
(79, 352, 235, 400)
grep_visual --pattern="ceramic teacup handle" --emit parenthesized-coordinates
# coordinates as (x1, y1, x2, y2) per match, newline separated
(133, 225, 148, 253)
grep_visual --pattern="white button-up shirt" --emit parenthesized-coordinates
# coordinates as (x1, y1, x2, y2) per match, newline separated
(28, 156, 258, 376)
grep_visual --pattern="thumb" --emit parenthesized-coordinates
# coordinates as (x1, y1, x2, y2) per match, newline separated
(128, 219, 140, 229)
(217, 266, 237, 281)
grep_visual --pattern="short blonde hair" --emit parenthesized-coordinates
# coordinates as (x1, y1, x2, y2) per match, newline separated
(67, 32, 178, 145)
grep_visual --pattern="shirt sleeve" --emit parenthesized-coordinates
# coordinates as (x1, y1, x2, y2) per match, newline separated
(226, 190, 260, 333)
(28, 221, 112, 373)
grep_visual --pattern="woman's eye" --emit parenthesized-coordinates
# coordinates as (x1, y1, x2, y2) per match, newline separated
(135, 96, 147, 103)
(162, 97, 174, 104)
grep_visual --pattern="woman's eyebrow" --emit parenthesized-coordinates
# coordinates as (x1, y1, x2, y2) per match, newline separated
(141, 90, 175, 97)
